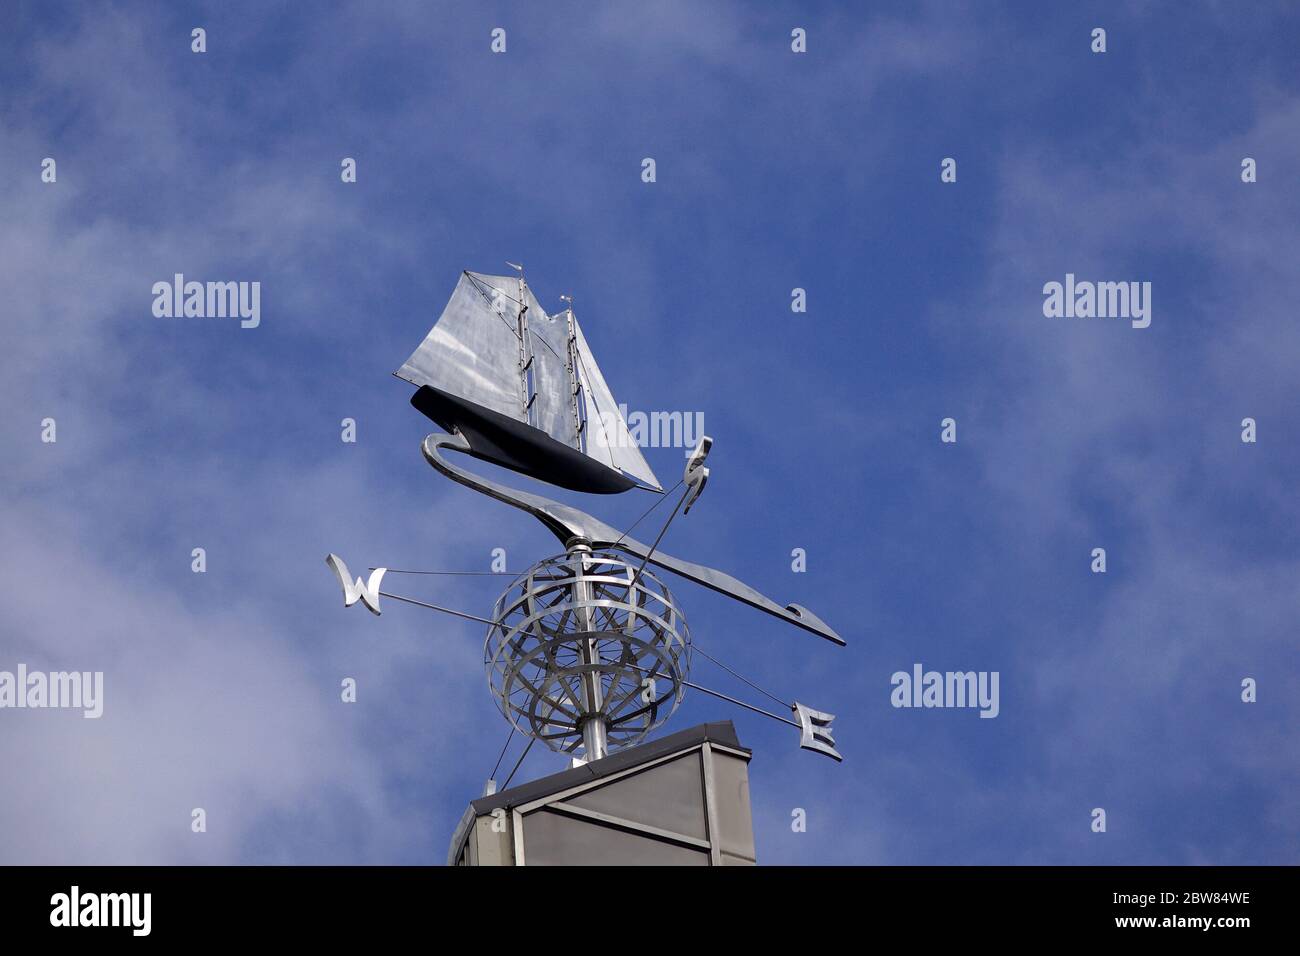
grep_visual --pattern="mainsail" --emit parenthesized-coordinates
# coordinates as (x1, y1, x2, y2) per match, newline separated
(396, 271, 662, 493)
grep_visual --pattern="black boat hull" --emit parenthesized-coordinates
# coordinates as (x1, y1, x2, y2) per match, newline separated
(410, 385, 639, 495)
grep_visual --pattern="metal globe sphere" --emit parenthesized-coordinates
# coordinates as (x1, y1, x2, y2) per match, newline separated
(485, 546, 689, 757)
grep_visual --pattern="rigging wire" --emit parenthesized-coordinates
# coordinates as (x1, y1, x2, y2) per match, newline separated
(678, 679, 799, 728)
(690, 643, 792, 710)
(612, 478, 684, 548)
(501, 735, 536, 790)
(468, 271, 571, 365)
(376, 591, 499, 626)
(467, 271, 526, 309)
(627, 483, 691, 589)
(489, 723, 517, 782)
(465, 275, 527, 343)
(622, 661, 799, 729)
(371, 568, 518, 576)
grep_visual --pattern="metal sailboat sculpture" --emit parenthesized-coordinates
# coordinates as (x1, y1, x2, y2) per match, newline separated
(396, 269, 661, 494)
(325, 263, 844, 770)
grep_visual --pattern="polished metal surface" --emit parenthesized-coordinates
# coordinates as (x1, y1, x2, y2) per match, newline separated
(485, 549, 689, 758)
(333, 265, 847, 786)
(396, 271, 660, 490)
(569, 317, 660, 489)
(512, 271, 537, 426)
(682, 435, 711, 515)
(395, 272, 522, 422)
(562, 307, 587, 454)
(325, 553, 386, 616)
(793, 701, 842, 761)
(423, 431, 846, 646)
(568, 539, 609, 761)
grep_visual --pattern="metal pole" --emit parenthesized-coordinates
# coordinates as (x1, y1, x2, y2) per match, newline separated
(564, 306, 586, 453)
(568, 537, 607, 760)
(515, 268, 535, 427)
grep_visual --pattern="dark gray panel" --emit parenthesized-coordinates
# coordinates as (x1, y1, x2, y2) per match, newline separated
(565, 754, 707, 840)
(468, 721, 747, 817)
(522, 809, 709, 866)
(711, 752, 756, 863)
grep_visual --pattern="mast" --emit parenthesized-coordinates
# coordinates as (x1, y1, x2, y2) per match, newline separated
(561, 295, 586, 453)
(509, 263, 537, 428)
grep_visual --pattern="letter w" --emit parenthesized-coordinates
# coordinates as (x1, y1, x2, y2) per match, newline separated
(325, 554, 386, 615)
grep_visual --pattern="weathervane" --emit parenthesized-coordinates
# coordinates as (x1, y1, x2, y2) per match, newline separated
(326, 266, 843, 779)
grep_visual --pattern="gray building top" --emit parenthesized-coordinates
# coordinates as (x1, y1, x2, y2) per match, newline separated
(448, 721, 755, 865)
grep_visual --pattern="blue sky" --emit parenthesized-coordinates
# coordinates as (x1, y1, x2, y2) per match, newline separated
(2, 1, 1298, 864)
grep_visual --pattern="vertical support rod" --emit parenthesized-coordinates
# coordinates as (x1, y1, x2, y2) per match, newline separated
(515, 271, 536, 427)
(568, 537, 607, 761)
(564, 307, 586, 453)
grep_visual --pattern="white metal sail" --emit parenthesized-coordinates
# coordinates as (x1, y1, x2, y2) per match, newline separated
(395, 272, 522, 421)
(570, 315, 660, 489)
(396, 270, 661, 492)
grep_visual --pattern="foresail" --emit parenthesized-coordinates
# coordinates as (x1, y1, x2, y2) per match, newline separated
(572, 318, 662, 490)
(396, 272, 524, 422)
